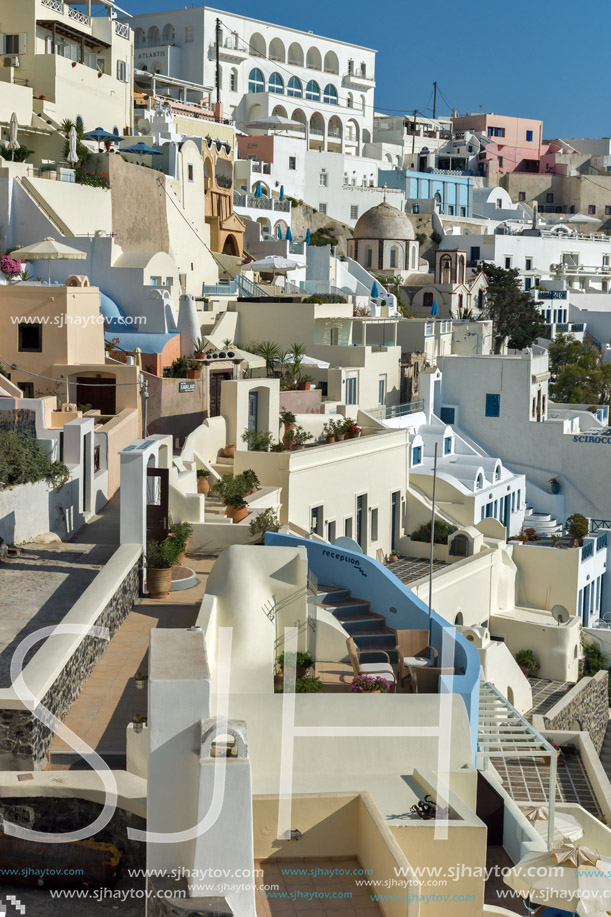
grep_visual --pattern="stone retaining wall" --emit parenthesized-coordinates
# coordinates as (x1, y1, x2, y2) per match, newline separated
(147, 878, 232, 917)
(543, 670, 609, 753)
(0, 552, 140, 769)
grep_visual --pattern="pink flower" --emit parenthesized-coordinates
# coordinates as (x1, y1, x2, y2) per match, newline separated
(1, 255, 23, 277)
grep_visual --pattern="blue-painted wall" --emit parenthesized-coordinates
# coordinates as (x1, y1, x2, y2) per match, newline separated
(379, 169, 473, 217)
(265, 532, 480, 761)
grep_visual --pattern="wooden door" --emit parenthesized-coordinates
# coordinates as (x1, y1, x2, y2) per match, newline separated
(146, 467, 169, 543)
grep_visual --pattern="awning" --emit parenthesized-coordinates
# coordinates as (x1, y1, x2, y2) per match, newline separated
(37, 19, 111, 48)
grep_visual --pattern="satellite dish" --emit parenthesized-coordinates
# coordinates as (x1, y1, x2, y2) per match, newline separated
(332, 536, 363, 554)
(138, 118, 152, 135)
(552, 604, 570, 625)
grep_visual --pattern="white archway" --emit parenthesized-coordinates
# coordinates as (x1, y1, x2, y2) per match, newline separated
(306, 46, 322, 70)
(249, 32, 266, 57)
(269, 37, 286, 61)
(288, 42, 304, 66)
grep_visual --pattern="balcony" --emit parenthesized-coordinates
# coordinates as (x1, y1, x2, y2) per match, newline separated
(207, 39, 248, 62)
(233, 191, 290, 212)
(115, 20, 130, 40)
(596, 532, 608, 551)
(343, 69, 375, 89)
(40, 0, 90, 26)
(365, 400, 424, 421)
(581, 540, 594, 561)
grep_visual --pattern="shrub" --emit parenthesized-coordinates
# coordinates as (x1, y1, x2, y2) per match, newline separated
(277, 651, 313, 672)
(567, 513, 589, 545)
(415, 232, 427, 245)
(0, 432, 69, 491)
(295, 676, 323, 692)
(0, 145, 35, 163)
(279, 410, 296, 425)
(411, 520, 457, 545)
(241, 428, 274, 451)
(430, 231, 442, 244)
(248, 507, 280, 540)
(163, 356, 189, 378)
(196, 469, 211, 478)
(169, 521, 193, 551)
(515, 649, 539, 671)
(145, 537, 181, 568)
(303, 293, 347, 304)
(582, 641, 608, 677)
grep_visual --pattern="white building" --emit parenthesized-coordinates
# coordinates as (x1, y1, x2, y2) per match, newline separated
(125, 6, 375, 153)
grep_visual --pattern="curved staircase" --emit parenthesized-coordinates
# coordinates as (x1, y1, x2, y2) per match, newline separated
(522, 505, 562, 536)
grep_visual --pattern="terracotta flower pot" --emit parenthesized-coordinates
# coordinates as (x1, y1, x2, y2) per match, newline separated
(194, 351, 205, 360)
(232, 506, 249, 524)
(298, 382, 314, 391)
(187, 368, 201, 379)
(325, 435, 336, 444)
(387, 555, 398, 564)
(147, 566, 172, 599)
(197, 475, 210, 495)
(223, 445, 236, 459)
(225, 505, 235, 518)
(336, 432, 346, 441)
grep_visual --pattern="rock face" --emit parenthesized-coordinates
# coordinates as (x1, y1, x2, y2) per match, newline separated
(289, 202, 353, 256)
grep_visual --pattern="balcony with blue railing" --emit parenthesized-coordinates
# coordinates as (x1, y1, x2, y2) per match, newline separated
(202, 279, 238, 297)
(596, 532, 608, 551)
(581, 540, 595, 561)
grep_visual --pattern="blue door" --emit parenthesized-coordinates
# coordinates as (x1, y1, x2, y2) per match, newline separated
(583, 584, 590, 627)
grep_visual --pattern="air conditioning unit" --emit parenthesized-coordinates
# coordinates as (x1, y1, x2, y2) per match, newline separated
(3, 55, 19, 68)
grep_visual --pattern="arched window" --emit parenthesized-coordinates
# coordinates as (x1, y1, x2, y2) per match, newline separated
(147, 25, 160, 46)
(390, 247, 398, 268)
(365, 247, 373, 268)
(134, 27, 145, 48)
(475, 473, 483, 489)
(162, 23, 175, 44)
(248, 68, 265, 93)
(287, 76, 302, 97)
(268, 72, 284, 94)
(423, 291, 434, 308)
(305, 80, 320, 100)
(323, 83, 338, 104)
(361, 94, 366, 114)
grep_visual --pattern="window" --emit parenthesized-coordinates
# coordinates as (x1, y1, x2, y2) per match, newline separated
(187, 164, 194, 182)
(511, 491, 516, 513)
(443, 436, 452, 455)
(5, 34, 21, 54)
(287, 76, 302, 97)
(268, 72, 284, 94)
(230, 69, 237, 92)
(412, 445, 422, 465)
(606, 206, 611, 216)
(518, 191, 526, 201)
(546, 192, 554, 203)
(310, 506, 323, 536)
(496, 198, 503, 209)
(588, 204, 596, 215)
(497, 156, 503, 168)
(460, 206, 466, 217)
(504, 256, 512, 269)
(470, 245, 480, 262)
(319, 169, 328, 187)
(18, 323, 42, 352)
(288, 156, 296, 170)
(526, 130, 533, 142)
(20, 381, 34, 398)
(350, 205, 359, 220)
(447, 205, 454, 215)
(439, 407, 455, 424)
(487, 126, 505, 138)
(485, 393, 500, 417)
(365, 247, 372, 267)
(525, 258, 532, 270)
(475, 473, 483, 490)
(344, 517, 353, 538)
(327, 520, 336, 543)
(346, 377, 357, 404)
(524, 277, 531, 290)
(329, 327, 338, 345)
(305, 80, 320, 100)
(117, 59, 129, 82)
(378, 375, 386, 404)
(323, 83, 338, 104)
(370, 507, 378, 542)
(248, 68, 264, 93)
(516, 489, 521, 509)
(319, 202, 327, 215)
(185, 25, 194, 42)
(390, 248, 397, 268)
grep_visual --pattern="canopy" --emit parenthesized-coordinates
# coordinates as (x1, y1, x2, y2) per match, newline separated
(16, 236, 86, 284)
(120, 142, 162, 155)
(559, 213, 600, 225)
(83, 127, 118, 142)
(245, 115, 305, 131)
(243, 256, 299, 273)
(503, 844, 611, 915)
(523, 805, 584, 845)
(284, 353, 330, 369)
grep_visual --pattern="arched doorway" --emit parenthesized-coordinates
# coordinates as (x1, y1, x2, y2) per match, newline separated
(223, 234, 239, 255)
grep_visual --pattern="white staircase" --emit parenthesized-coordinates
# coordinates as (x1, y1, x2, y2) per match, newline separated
(523, 505, 562, 535)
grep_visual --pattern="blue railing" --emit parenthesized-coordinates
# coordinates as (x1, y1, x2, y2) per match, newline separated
(265, 532, 481, 761)
(581, 540, 594, 561)
(596, 532, 608, 551)
(236, 273, 270, 297)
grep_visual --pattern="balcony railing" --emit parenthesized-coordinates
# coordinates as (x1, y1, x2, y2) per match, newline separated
(115, 20, 130, 39)
(597, 532, 608, 551)
(202, 279, 238, 296)
(581, 540, 594, 561)
(68, 4, 90, 25)
(366, 400, 424, 421)
(41, 0, 63, 11)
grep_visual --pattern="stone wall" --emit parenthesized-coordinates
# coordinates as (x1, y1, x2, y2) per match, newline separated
(543, 670, 609, 753)
(148, 878, 232, 917)
(0, 796, 145, 872)
(0, 554, 140, 769)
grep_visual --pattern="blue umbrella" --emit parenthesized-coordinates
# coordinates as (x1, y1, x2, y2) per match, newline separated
(254, 181, 263, 198)
(277, 225, 283, 239)
(305, 228, 311, 244)
(371, 281, 379, 298)
(430, 299, 439, 316)
(286, 226, 293, 242)
(279, 185, 285, 201)
(120, 142, 162, 155)
(83, 127, 117, 143)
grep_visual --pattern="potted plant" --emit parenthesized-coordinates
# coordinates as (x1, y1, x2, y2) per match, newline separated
(296, 676, 323, 693)
(228, 495, 249, 524)
(187, 358, 202, 380)
(298, 375, 315, 391)
(277, 651, 314, 679)
(387, 549, 400, 564)
(567, 513, 589, 547)
(271, 442, 286, 452)
(323, 421, 337, 444)
(248, 507, 280, 543)
(550, 534, 563, 548)
(549, 477, 561, 495)
(241, 468, 260, 495)
(280, 410, 296, 432)
(515, 649, 539, 677)
(343, 418, 361, 439)
(196, 468, 211, 495)
(145, 537, 181, 599)
(350, 674, 391, 694)
(291, 425, 313, 450)
(241, 428, 274, 451)
(169, 521, 193, 565)
(192, 337, 206, 359)
(223, 444, 236, 459)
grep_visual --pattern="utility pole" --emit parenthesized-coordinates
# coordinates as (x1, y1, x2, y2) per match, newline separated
(432, 81, 437, 120)
(411, 108, 417, 158)
(215, 17, 221, 105)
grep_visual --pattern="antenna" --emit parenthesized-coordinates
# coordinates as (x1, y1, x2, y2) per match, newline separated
(551, 604, 569, 626)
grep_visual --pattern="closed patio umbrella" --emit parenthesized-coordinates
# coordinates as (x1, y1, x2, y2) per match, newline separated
(305, 228, 311, 244)
(277, 225, 283, 240)
(430, 299, 439, 316)
(371, 281, 379, 298)
(254, 181, 263, 198)
(279, 185, 285, 201)
(7, 112, 19, 160)
(67, 125, 79, 164)
(286, 226, 293, 242)
(15, 236, 87, 285)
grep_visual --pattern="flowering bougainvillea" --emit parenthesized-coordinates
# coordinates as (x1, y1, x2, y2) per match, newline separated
(0, 255, 23, 278)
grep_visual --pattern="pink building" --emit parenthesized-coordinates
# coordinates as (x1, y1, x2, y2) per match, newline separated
(451, 112, 561, 176)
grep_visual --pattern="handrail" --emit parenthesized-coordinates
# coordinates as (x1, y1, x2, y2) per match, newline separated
(236, 273, 270, 297)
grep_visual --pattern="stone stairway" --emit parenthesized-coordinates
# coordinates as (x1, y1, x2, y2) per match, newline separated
(523, 504, 562, 535)
(315, 585, 397, 663)
(600, 715, 611, 780)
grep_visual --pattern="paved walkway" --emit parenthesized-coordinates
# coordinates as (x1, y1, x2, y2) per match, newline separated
(49, 554, 216, 766)
(389, 556, 447, 586)
(527, 677, 571, 717)
(70, 490, 121, 546)
(255, 858, 381, 917)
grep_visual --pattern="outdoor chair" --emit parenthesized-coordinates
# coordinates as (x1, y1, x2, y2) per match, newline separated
(408, 666, 454, 694)
(346, 637, 397, 692)
(395, 629, 438, 685)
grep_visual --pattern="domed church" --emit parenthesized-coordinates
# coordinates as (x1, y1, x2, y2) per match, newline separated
(347, 201, 419, 275)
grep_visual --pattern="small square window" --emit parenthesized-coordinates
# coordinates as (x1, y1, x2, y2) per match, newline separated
(485, 393, 500, 417)
(504, 256, 512, 269)
(288, 156, 296, 170)
(319, 170, 327, 187)
(460, 206, 466, 217)
(588, 204, 596, 215)
(20, 381, 34, 398)
(412, 445, 422, 465)
(18, 323, 42, 352)
(526, 130, 533, 142)
(525, 258, 532, 270)
(185, 25, 194, 42)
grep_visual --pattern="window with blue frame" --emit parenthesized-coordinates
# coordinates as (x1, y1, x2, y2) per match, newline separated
(305, 80, 320, 100)
(412, 445, 422, 465)
(287, 76, 302, 97)
(248, 68, 265, 93)
(440, 406, 455, 424)
(268, 72, 284, 94)
(485, 393, 501, 417)
(526, 130, 533, 142)
(444, 436, 452, 455)
(511, 491, 516, 512)
(323, 83, 338, 104)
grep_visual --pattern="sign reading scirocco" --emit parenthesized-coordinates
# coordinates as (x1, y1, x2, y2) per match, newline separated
(573, 434, 611, 444)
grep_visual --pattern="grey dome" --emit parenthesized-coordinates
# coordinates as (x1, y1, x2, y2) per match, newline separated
(353, 202, 415, 241)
